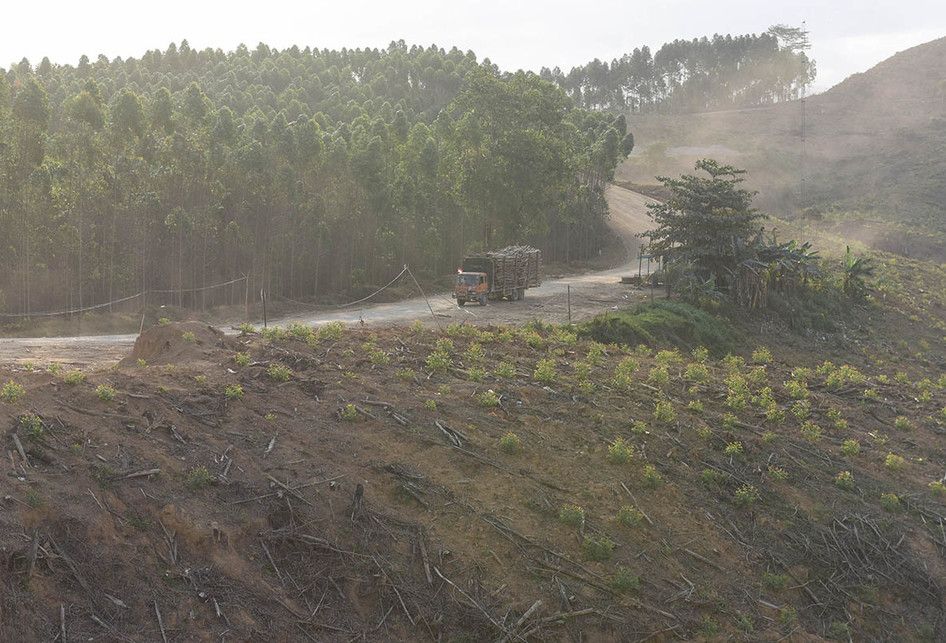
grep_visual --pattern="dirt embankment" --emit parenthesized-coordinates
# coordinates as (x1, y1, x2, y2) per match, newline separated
(1, 321, 944, 641)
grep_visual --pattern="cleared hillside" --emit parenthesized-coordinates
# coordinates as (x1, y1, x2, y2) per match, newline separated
(618, 36, 946, 260)
(2, 283, 946, 641)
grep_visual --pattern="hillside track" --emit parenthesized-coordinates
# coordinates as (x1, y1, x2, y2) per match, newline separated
(0, 186, 656, 366)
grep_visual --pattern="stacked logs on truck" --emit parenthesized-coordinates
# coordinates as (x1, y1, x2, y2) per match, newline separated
(480, 246, 542, 290)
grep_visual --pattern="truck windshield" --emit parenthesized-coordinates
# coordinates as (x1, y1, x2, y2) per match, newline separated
(457, 274, 480, 286)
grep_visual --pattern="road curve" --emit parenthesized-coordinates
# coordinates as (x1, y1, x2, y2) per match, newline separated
(0, 186, 655, 364)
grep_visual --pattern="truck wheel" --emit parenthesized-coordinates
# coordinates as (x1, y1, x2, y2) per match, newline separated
(457, 299, 466, 307)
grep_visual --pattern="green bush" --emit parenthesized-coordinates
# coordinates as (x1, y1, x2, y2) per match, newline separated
(224, 384, 244, 400)
(611, 567, 640, 593)
(267, 363, 292, 382)
(578, 301, 738, 356)
(616, 505, 643, 527)
(499, 432, 521, 454)
(607, 437, 634, 464)
(186, 466, 213, 490)
(1, 380, 25, 403)
(582, 536, 614, 561)
(95, 384, 116, 401)
(558, 504, 585, 527)
(533, 358, 557, 384)
(64, 370, 86, 385)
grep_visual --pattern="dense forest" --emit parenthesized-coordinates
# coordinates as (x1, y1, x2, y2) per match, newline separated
(541, 25, 815, 112)
(0, 41, 632, 314)
(0, 26, 813, 316)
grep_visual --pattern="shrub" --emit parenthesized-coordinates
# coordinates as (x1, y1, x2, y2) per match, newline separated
(20, 413, 43, 440)
(800, 421, 822, 442)
(835, 471, 855, 491)
(423, 399, 437, 411)
(724, 441, 744, 457)
(752, 347, 772, 364)
(734, 483, 760, 507)
(721, 413, 737, 429)
(684, 362, 709, 382)
(928, 481, 946, 497)
(95, 384, 116, 401)
(655, 349, 683, 367)
(647, 366, 670, 388)
(533, 358, 557, 384)
(1, 380, 25, 403)
(691, 346, 709, 363)
(687, 400, 705, 414)
(478, 390, 500, 408)
(224, 384, 244, 400)
(425, 350, 451, 372)
(762, 572, 789, 591)
(494, 361, 516, 379)
(616, 505, 643, 527)
(467, 367, 487, 382)
(762, 430, 777, 443)
(611, 567, 640, 593)
(607, 437, 634, 464)
(586, 341, 607, 364)
(64, 370, 86, 385)
(722, 354, 745, 371)
(158, 317, 171, 325)
(791, 400, 811, 420)
(288, 323, 314, 341)
(186, 466, 213, 490)
(267, 363, 292, 382)
(653, 400, 676, 424)
(700, 468, 725, 486)
(641, 463, 663, 488)
(884, 453, 906, 471)
(767, 465, 789, 481)
(499, 432, 521, 454)
(317, 321, 345, 341)
(784, 379, 809, 400)
(340, 403, 359, 421)
(181, 331, 197, 343)
(612, 357, 639, 389)
(558, 504, 585, 527)
(841, 439, 860, 456)
(893, 416, 912, 431)
(582, 536, 614, 561)
(631, 420, 648, 435)
(396, 368, 416, 382)
(237, 322, 256, 334)
(880, 492, 900, 511)
(136, 358, 147, 368)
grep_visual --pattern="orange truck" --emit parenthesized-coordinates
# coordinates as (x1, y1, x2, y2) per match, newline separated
(454, 246, 542, 306)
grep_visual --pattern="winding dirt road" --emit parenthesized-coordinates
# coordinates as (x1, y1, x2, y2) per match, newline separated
(0, 186, 655, 366)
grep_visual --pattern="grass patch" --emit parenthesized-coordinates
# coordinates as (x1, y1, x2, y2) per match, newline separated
(579, 300, 738, 356)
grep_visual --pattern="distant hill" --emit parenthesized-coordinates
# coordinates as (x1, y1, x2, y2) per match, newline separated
(618, 36, 946, 260)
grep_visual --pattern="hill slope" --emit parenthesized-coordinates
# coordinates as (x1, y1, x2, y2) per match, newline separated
(618, 36, 946, 259)
(2, 315, 945, 641)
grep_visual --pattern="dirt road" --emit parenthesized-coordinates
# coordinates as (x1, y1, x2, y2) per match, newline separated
(0, 186, 656, 366)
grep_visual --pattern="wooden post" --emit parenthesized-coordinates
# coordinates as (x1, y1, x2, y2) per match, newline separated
(244, 274, 250, 322)
(567, 284, 572, 326)
(261, 289, 268, 329)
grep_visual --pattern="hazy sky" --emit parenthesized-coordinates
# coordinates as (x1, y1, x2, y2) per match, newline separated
(4, 1, 945, 93)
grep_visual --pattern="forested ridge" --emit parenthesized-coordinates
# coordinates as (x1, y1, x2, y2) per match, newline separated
(541, 25, 815, 112)
(0, 41, 634, 315)
(0, 26, 812, 316)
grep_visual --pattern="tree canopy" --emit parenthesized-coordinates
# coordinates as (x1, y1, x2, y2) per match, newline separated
(541, 26, 815, 112)
(0, 41, 629, 314)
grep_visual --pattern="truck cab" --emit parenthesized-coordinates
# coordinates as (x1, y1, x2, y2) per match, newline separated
(455, 272, 489, 306)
